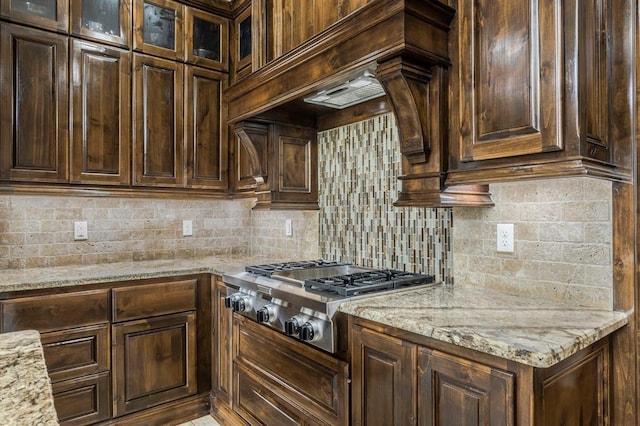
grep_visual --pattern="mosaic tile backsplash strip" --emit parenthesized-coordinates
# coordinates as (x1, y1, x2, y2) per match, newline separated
(318, 113, 453, 283)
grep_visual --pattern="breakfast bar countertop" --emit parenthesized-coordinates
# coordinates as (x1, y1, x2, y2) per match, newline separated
(339, 283, 629, 368)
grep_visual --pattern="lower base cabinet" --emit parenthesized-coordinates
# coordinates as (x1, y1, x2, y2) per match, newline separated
(0, 274, 211, 426)
(351, 317, 610, 426)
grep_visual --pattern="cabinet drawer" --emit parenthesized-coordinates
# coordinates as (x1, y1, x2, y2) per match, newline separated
(52, 371, 111, 426)
(41, 324, 110, 382)
(0, 289, 110, 333)
(112, 279, 197, 322)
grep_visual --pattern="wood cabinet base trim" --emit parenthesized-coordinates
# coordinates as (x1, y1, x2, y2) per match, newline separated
(104, 393, 210, 426)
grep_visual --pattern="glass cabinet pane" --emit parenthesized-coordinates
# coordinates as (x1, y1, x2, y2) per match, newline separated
(11, 0, 56, 19)
(143, 2, 175, 50)
(193, 16, 220, 61)
(239, 15, 251, 61)
(81, 0, 119, 36)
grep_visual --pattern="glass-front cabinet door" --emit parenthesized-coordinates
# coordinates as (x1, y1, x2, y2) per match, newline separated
(70, 0, 131, 47)
(133, 0, 184, 60)
(185, 7, 228, 72)
(0, 0, 69, 32)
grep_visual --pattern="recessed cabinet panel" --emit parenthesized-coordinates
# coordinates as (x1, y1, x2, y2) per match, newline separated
(112, 312, 197, 416)
(52, 372, 111, 425)
(70, 40, 131, 185)
(132, 54, 184, 187)
(133, 0, 184, 60)
(1, 0, 68, 32)
(70, 0, 131, 47)
(185, 7, 228, 72)
(456, 0, 561, 161)
(0, 24, 69, 182)
(279, 136, 311, 193)
(185, 66, 227, 189)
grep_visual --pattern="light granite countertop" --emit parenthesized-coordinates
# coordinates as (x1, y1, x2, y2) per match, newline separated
(0, 255, 270, 293)
(0, 330, 59, 425)
(339, 283, 629, 368)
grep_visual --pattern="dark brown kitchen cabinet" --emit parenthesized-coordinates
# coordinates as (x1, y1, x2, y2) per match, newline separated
(350, 323, 417, 425)
(70, 0, 131, 48)
(70, 39, 131, 185)
(185, 65, 228, 190)
(112, 312, 197, 416)
(211, 276, 235, 419)
(185, 6, 228, 72)
(234, 122, 318, 209)
(233, 315, 349, 425)
(231, 136, 257, 192)
(350, 317, 610, 426)
(230, 2, 250, 82)
(0, 289, 111, 425)
(418, 348, 515, 425)
(0, 0, 69, 32)
(132, 53, 184, 187)
(133, 0, 184, 60)
(446, 0, 633, 185)
(0, 23, 69, 183)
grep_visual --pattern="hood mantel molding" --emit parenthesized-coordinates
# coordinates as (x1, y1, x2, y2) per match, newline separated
(228, 0, 493, 208)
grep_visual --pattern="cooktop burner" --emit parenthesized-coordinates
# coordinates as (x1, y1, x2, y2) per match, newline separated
(304, 270, 435, 297)
(245, 260, 349, 277)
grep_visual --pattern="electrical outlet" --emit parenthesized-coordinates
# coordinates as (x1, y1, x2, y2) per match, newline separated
(496, 223, 514, 253)
(183, 220, 193, 237)
(74, 221, 88, 241)
(285, 219, 293, 237)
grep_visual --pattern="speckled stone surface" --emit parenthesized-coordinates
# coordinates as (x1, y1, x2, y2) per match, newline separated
(0, 255, 278, 293)
(0, 330, 58, 425)
(339, 283, 628, 368)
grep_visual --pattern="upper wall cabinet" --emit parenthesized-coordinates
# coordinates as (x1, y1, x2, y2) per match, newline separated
(70, 0, 131, 48)
(0, 23, 69, 183)
(446, 0, 634, 185)
(133, 0, 184, 60)
(230, 2, 250, 82)
(0, 0, 69, 32)
(185, 6, 228, 71)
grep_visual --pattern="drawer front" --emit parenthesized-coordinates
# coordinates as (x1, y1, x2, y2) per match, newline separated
(52, 371, 111, 426)
(112, 279, 197, 322)
(1, 289, 110, 333)
(41, 324, 110, 382)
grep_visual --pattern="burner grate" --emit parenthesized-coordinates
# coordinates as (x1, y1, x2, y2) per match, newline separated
(246, 260, 350, 277)
(304, 270, 435, 297)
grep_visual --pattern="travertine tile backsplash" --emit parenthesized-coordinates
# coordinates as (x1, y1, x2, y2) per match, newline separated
(0, 195, 318, 269)
(453, 178, 613, 309)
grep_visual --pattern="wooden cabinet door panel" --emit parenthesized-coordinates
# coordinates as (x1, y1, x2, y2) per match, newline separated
(132, 53, 184, 187)
(133, 0, 184, 60)
(185, 65, 227, 189)
(184, 6, 229, 72)
(455, 0, 562, 162)
(234, 315, 349, 424)
(213, 278, 233, 406)
(70, 39, 131, 185)
(0, 0, 69, 32)
(112, 311, 197, 416)
(0, 289, 109, 333)
(418, 348, 515, 426)
(41, 323, 110, 382)
(70, 0, 132, 48)
(51, 371, 111, 426)
(351, 324, 417, 426)
(112, 279, 197, 322)
(0, 23, 69, 182)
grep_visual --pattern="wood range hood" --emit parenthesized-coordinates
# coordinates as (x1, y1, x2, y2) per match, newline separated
(225, 0, 493, 208)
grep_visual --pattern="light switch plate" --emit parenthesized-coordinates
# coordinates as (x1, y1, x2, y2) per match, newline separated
(285, 219, 293, 236)
(183, 220, 193, 237)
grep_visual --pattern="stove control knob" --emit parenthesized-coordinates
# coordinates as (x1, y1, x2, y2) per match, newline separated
(256, 305, 276, 323)
(300, 321, 321, 342)
(232, 295, 252, 313)
(284, 317, 302, 336)
(224, 293, 240, 309)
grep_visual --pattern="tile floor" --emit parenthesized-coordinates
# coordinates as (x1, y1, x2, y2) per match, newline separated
(177, 415, 221, 426)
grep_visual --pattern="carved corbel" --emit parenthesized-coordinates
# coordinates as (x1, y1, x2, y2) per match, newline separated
(376, 56, 437, 165)
(234, 121, 269, 185)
